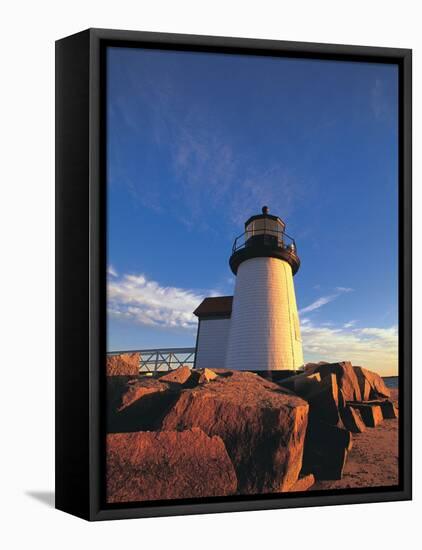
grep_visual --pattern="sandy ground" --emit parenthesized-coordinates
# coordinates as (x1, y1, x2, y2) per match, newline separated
(312, 389, 399, 490)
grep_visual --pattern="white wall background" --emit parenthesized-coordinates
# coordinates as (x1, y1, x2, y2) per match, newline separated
(0, 1, 419, 548)
(196, 318, 231, 370)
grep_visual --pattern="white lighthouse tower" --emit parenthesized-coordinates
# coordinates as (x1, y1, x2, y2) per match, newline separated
(225, 206, 304, 371)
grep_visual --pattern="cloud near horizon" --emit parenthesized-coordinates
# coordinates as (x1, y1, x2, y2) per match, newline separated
(108, 268, 398, 375)
(107, 270, 205, 331)
(301, 319, 398, 376)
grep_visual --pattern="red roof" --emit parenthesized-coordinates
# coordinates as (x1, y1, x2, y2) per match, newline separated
(193, 296, 233, 318)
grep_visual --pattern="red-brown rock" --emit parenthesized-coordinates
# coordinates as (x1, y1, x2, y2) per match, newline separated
(288, 474, 315, 492)
(302, 420, 352, 480)
(305, 374, 342, 425)
(118, 378, 169, 411)
(280, 372, 322, 395)
(106, 375, 139, 414)
(197, 368, 218, 383)
(305, 361, 362, 402)
(378, 400, 399, 419)
(107, 376, 180, 433)
(353, 366, 391, 399)
(340, 405, 366, 433)
(106, 353, 140, 376)
(159, 365, 192, 385)
(350, 403, 383, 427)
(281, 372, 342, 426)
(106, 429, 237, 503)
(353, 367, 372, 400)
(304, 361, 330, 371)
(356, 399, 398, 420)
(162, 370, 309, 494)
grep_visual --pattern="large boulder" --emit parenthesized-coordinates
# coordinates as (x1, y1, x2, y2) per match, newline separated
(302, 420, 352, 480)
(280, 372, 342, 426)
(340, 405, 366, 433)
(162, 370, 309, 494)
(106, 375, 139, 415)
(353, 366, 391, 399)
(306, 374, 342, 425)
(118, 378, 169, 411)
(107, 377, 180, 433)
(305, 361, 362, 402)
(353, 368, 371, 400)
(106, 353, 140, 376)
(106, 428, 237, 503)
(280, 372, 322, 394)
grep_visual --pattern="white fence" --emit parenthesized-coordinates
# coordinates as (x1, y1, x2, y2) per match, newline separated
(107, 347, 196, 373)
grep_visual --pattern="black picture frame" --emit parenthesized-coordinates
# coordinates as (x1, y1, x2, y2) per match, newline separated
(55, 28, 412, 521)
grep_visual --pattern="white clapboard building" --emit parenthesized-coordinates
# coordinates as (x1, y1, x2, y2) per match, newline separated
(194, 207, 304, 372)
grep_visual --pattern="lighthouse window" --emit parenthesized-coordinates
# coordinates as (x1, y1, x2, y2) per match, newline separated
(266, 219, 281, 239)
(246, 218, 282, 239)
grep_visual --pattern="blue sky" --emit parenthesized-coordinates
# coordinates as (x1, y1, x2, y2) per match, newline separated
(106, 47, 398, 375)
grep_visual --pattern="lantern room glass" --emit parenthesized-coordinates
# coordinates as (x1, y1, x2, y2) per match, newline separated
(245, 217, 284, 245)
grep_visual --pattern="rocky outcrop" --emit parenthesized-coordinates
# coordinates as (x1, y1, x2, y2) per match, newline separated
(305, 361, 362, 402)
(198, 368, 218, 383)
(302, 420, 352, 480)
(118, 378, 169, 411)
(288, 474, 315, 492)
(349, 402, 384, 427)
(106, 352, 140, 376)
(159, 365, 192, 385)
(354, 368, 371, 400)
(378, 400, 399, 419)
(106, 375, 139, 415)
(353, 366, 391, 399)
(305, 374, 341, 425)
(107, 376, 179, 433)
(105, 360, 396, 500)
(340, 405, 366, 433)
(280, 362, 396, 481)
(162, 371, 309, 494)
(107, 428, 237, 503)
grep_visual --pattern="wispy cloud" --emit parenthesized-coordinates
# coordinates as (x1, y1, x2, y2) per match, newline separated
(109, 65, 305, 231)
(335, 287, 354, 293)
(107, 265, 118, 278)
(170, 114, 302, 228)
(108, 270, 205, 331)
(301, 319, 398, 375)
(299, 287, 353, 315)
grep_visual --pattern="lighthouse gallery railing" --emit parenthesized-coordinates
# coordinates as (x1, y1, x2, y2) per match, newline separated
(232, 228, 297, 254)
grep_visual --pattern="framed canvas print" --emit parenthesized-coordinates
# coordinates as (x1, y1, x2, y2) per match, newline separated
(55, 28, 412, 521)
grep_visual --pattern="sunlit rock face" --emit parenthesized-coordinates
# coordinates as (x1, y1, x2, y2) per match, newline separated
(106, 352, 140, 376)
(106, 428, 238, 503)
(162, 370, 309, 494)
(105, 363, 399, 501)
